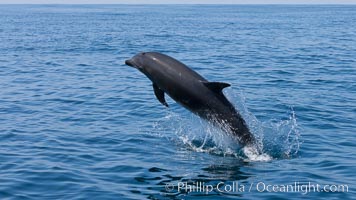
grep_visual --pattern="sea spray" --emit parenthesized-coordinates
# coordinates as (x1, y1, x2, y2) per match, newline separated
(152, 88, 300, 161)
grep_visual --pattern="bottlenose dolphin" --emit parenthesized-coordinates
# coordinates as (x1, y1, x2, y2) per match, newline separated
(125, 52, 256, 147)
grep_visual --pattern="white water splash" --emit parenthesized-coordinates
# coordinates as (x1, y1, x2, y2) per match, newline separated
(152, 88, 300, 162)
(224, 87, 301, 160)
(243, 145, 272, 162)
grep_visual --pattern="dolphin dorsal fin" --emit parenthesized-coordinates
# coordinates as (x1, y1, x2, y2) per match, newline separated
(203, 81, 231, 93)
(153, 83, 169, 107)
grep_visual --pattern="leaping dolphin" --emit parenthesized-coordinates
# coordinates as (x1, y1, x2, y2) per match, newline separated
(125, 52, 256, 148)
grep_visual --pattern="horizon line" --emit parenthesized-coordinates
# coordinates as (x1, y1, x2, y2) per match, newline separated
(1, 2, 356, 5)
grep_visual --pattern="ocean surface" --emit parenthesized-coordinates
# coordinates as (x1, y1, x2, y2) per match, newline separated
(0, 4, 355, 199)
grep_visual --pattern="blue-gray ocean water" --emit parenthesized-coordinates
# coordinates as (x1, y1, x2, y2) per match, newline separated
(0, 4, 355, 199)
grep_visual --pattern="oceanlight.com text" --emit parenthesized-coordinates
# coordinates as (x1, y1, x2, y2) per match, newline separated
(165, 181, 349, 195)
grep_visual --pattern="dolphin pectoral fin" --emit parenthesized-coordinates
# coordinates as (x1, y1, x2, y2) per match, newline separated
(153, 83, 169, 107)
(202, 81, 231, 93)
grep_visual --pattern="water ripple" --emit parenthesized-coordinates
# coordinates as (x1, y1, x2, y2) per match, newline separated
(0, 4, 355, 200)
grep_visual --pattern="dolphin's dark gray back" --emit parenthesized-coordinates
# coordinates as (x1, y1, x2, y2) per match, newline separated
(143, 52, 207, 83)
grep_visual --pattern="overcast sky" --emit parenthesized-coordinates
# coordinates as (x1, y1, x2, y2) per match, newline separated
(0, 0, 356, 4)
